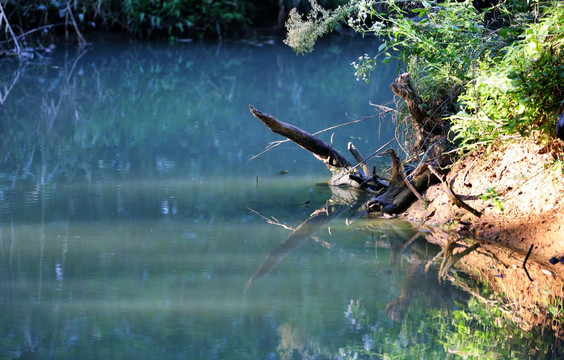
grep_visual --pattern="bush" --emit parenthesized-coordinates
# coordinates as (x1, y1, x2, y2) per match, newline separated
(452, 2, 564, 145)
(284, 0, 564, 147)
(0, 0, 278, 41)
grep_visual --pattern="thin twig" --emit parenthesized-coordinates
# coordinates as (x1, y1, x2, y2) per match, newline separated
(0, 2, 21, 54)
(429, 165, 482, 217)
(65, 0, 87, 44)
(403, 174, 424, 201)
(0, 23, 63, 44)
(462, 157, 478, 186)
(406, 140, 440, 181)
(523, 244, 534, 282)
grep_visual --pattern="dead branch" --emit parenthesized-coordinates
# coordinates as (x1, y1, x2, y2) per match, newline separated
(249, 111, 384, 161)
(390, 73, 449, 154)
(429, 166, 482, 217)
(0, 2, 21, 54)
(249, 70, 455, 216)
(390, 73, 428, 126)
(250, 105, 369, 187)
(348, 142, 373, 179)
(64, 0, 87, 44)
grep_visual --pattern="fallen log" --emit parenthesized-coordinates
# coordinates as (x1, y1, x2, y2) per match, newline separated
(249, 72, 454, 215)
(249, 105, 447, 215)
(250, 105, 373, 189)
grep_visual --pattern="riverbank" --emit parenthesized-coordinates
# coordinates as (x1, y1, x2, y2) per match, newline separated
(402, 139, 564, 340)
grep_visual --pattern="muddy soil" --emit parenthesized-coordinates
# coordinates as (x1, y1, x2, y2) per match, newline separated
(402, 141, 564, 338)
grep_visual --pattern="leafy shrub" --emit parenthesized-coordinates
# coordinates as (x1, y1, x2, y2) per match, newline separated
(1, 0, 267, 41)
(284, 0, 564, 147)
(452, 2, 564, 145)
(121, 0, 251, 39)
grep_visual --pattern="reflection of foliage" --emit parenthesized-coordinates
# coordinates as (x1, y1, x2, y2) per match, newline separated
(0, 40, 390, 192)
(337, 266, 558, 360)
(278, 322, 335, 360)
(344, 298, 369, 331)
(340, 294, 558, 359)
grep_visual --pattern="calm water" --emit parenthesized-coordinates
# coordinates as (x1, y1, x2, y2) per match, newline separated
(0, 39, 553, 359)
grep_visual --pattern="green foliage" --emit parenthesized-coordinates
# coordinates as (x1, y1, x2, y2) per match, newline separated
(121, 0, 250, 38)
(284, 0, 354, 54)
(546, 294, 564, 323)
(353, 1, 496, 82)
(285, 0, 497, 82)
(452, 2, 564, 145)
(1, 0, 259, 40)
(284, 0, 564, 147)
(478, 187, 504, 212)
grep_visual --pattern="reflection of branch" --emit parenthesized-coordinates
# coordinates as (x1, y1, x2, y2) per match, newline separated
(401, 232, 423, 251)
(245, 199, 346, 292)
(34, 49, 88, 186)
(247, 207, 295, 231)
(43, 48, 88, 130)
(0, 63, 25, 104)
(438, 241, 480, 283)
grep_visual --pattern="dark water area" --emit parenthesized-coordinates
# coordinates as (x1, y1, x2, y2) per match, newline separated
(0, 38, 555, 359)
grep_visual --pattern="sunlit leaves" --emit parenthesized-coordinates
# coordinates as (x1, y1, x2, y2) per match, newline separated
(452, 2, 564, 145)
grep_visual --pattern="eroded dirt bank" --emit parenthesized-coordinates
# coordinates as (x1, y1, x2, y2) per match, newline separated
(401, 141, 564, 339)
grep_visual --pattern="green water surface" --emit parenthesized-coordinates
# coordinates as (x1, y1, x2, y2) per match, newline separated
(0, 39, 556, 359)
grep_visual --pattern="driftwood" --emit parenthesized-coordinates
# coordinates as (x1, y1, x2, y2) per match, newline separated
(249, 105, 368, 188)
(249, 72, 464, 215)
(249, 104, 447, 214)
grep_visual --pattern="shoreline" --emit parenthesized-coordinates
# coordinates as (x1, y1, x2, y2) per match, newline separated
(400, 140, 564, 338)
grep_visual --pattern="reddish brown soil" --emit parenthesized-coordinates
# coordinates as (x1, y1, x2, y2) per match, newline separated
(402, 140, 564, 336)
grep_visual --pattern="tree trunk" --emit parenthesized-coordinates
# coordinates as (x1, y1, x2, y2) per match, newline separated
(390, 73, 447, 151)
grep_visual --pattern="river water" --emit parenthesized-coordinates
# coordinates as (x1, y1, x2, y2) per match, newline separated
(0, 38, 553, 359)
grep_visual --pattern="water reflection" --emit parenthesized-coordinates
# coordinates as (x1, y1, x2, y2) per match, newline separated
(0, 39, 398, 193)
(0, 40, 555, 359)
